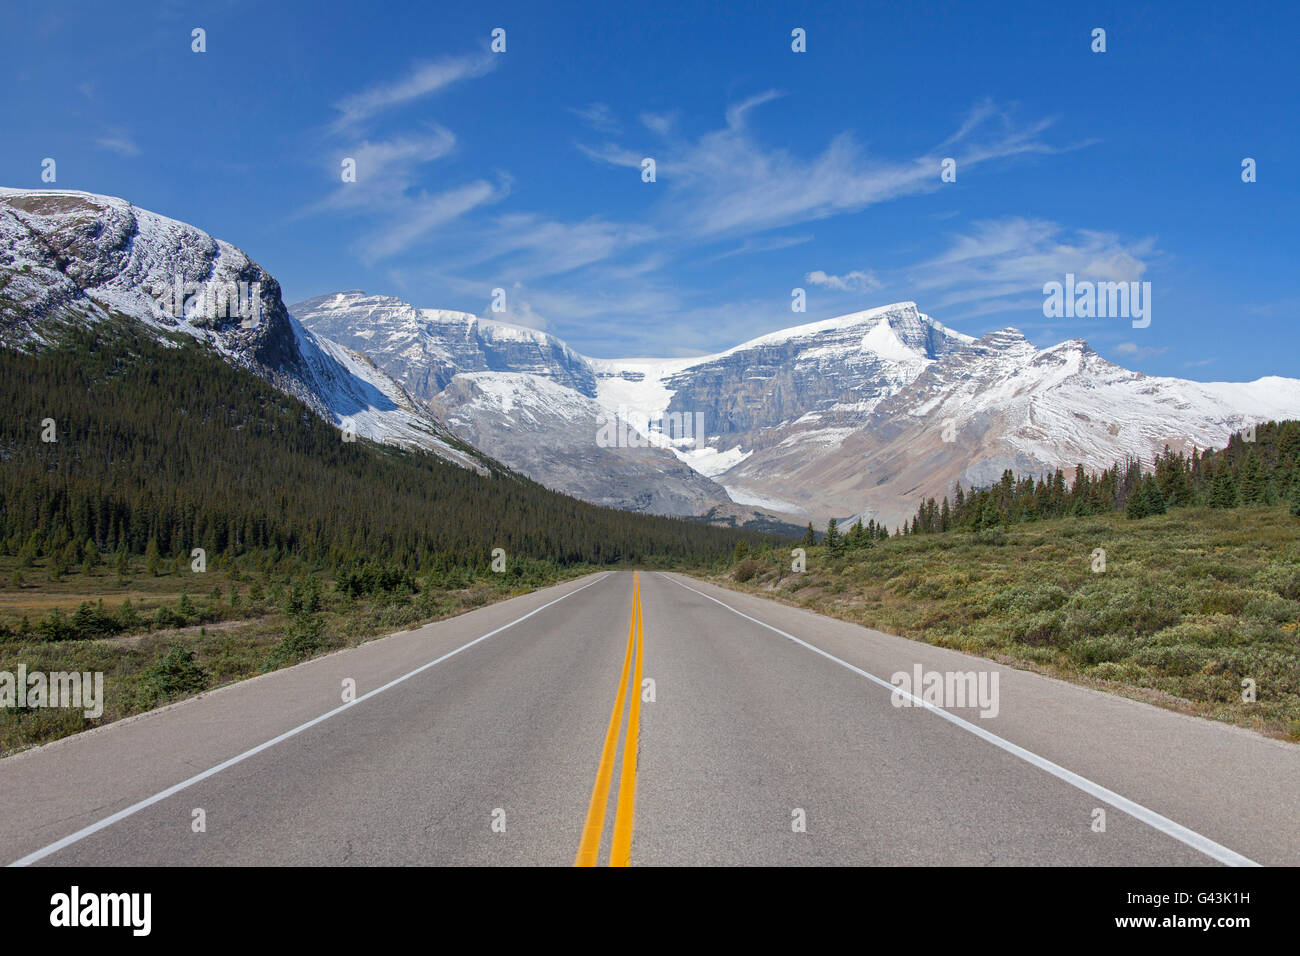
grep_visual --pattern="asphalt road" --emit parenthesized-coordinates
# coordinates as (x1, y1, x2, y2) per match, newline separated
(2, 570, 1296, 866)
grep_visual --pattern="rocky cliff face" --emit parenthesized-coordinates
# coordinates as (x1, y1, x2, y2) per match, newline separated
(429, 372, 734, 515)
(0, 189, 486, 472)
(0, 188, 299, 370)
(291, 291, 751, 518)
(656, 303, 969, 436)
(289, 291, 597, 399)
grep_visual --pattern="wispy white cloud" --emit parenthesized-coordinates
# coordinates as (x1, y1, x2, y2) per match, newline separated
(724, 89, 785, 130)
(308, 55, 503, 263)
(332, 54, 496, 131)
(576, 95, 1071, 240)
(359, 180, 506, 264)
(909, 217, 1158, 320)
(569, 102, 621, 134)
(805, 269, 881, 293)
(575, 141, 645, 168)
(446, 213, 657, 281)
(1242, 297, 1300, 317)
(708, 233, 813, 262)
(553, 95, 1073, 334)
(312, 126, 457, 213)
(640, 111, 676, 135)
(479, 282, 552, 330)
(331, 90, 1093, 352)
(94, 129, 139, 156)
(1114, 342, 1169, 360)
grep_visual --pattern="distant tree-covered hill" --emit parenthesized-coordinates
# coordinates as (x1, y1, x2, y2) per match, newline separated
(895, 422, 1300, 537)
(0, 320, 770, 573)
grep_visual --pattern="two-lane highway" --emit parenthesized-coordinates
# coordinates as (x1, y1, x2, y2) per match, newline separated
(2, 571, 1296, 866)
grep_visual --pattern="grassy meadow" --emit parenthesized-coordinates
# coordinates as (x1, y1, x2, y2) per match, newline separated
(706, 505, 1300, 740)
(0, 553, 590, 755)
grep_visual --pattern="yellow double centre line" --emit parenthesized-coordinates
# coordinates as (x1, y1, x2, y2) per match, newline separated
(574, 571, 644, 867)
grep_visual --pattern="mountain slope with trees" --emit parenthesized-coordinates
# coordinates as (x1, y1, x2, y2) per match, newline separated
(0, 318, 766, 573)
(898, 422, 1300, 535)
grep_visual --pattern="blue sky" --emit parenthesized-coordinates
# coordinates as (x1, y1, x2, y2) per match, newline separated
(2, 0, 1296, 378)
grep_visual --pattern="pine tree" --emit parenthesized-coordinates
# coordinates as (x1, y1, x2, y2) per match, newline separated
(977, 495, 1001, 531)
(1144, 475, 1166, 515)
(145, 540, 162, 577)
(1238, 450, 1265, 504)
(81, 539, 100, 575)
(1127, 475, 1165, 519)
(825, 518, 843, 555)
(801, 523, 817, 547)
(1210, 469, 1238, 509)
(1126, 486, 1148, 520)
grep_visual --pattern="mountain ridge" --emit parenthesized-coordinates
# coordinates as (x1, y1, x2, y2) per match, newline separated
(292, 289, 1300, 527)
(5, 186, 1295, 531)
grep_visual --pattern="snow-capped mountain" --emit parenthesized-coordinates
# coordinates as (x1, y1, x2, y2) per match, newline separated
(20, 187, 1282, 533)
(587, 302, 972, 512)
(817, 330, 1300, 526)
(289, 291, 597, 399)
(289, 291, 759, 517)
(428, 372, 730, 515)
(292, 291, 1300, 528)
(0, 189, 483, 472)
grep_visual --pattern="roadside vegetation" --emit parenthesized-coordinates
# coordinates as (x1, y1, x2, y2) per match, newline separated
(711, 504, 1300, 741)
(0, 550, 593, 755)
(0, 320, 770, 755)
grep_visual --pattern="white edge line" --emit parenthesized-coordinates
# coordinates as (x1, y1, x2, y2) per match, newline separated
(8, 572, 612, 867)
(667, 575, 1260, 868)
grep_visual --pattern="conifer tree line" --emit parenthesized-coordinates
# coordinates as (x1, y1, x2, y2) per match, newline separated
(0, 322, 768, 573)
(898, 421, 1300, 536)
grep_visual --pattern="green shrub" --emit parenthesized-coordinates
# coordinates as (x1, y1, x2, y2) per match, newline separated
(1057, 580, 1182, 641)
(1241, 593, 1300, 624)
(1069, 635, 1132, 666)
(1257, 562, 1300, 600)
(996, 583, 1069, 615)
(136, 643, 209, 708)
(1006, 611, 1062, 646)
(911, 576, 951, 600)
(262, 614, 324, 671)
(35, 607, 76, 642)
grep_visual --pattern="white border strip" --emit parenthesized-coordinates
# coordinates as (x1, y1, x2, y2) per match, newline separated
(668, 576, 1259, 867)
(9, 573, 611, 867)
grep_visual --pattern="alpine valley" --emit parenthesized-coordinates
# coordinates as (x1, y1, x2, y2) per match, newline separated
(5, 188, 1299, 531)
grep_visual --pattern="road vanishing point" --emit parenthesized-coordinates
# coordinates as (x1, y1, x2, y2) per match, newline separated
(4, 571, 1297, 867)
